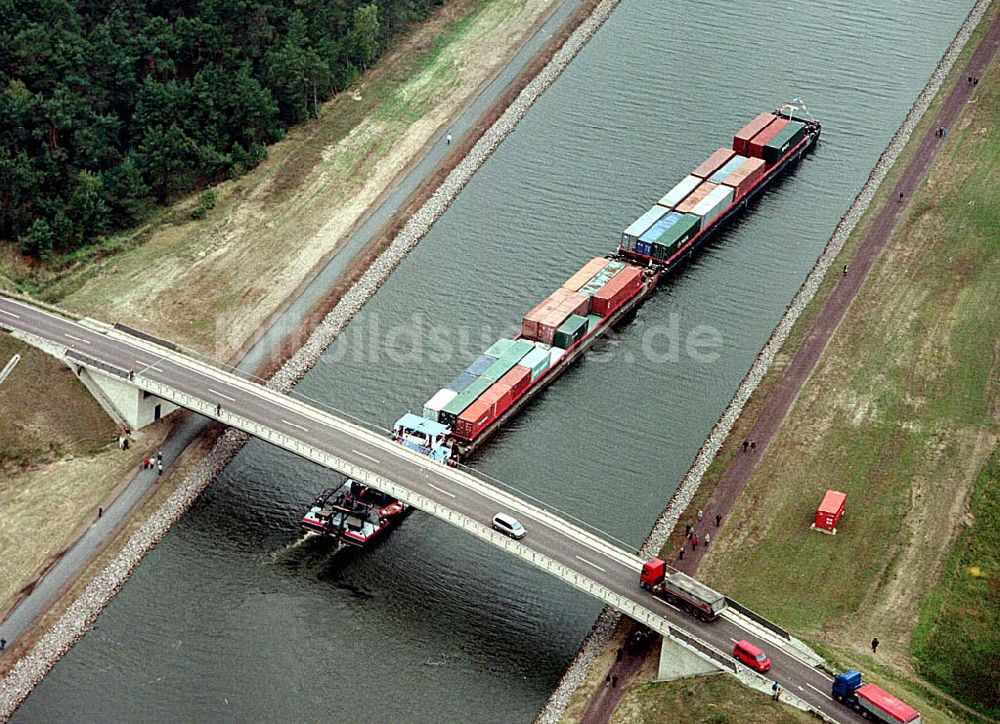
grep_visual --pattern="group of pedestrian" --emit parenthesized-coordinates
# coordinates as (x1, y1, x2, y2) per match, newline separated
(680, 510, 723, 560)
(141, 450, 165, 477)
(934, 126, 948, 138)
(967, 76, 980, 86)
(740, 439, 757, 453)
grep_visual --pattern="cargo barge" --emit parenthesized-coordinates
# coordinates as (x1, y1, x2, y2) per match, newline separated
(387, 106, 819, 465)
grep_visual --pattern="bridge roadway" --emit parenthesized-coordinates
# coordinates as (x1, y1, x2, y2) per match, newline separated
(0, 295, 855, 721)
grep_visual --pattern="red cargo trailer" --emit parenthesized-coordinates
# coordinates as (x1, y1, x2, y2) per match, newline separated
(813, 489, 846, 533)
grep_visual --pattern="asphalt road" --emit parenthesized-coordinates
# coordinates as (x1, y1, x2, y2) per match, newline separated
(1, 296, 859, 722)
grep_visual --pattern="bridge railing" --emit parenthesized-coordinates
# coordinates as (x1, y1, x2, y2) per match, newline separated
(125, 372, 736, 676)
(106, 323, 647, 561)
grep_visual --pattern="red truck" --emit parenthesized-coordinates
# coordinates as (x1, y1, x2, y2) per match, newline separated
(640, 558, 728, 622)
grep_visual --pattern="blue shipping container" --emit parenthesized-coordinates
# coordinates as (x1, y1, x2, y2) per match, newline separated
(708, 154, 749, 184)
(446, 371, 479, 393)
(635, 239, 653, 256)
(466, 355, 494, 376)
(639, 211, 685, 243)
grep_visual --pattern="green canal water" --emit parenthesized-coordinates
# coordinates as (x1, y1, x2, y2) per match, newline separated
(14, 1, 976, 721)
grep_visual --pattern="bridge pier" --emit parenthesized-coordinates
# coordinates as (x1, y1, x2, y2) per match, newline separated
(69, 363, 177, 433)
(656, 636, 724, 682)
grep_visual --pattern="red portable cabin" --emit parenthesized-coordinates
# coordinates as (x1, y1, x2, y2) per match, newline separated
(815, 490, 846, 532)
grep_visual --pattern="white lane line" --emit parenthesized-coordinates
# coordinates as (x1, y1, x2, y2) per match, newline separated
(64, 333, 91, 344)
(0, 309, 20, 319)
(427, 483, 456, 499)
(351, 449, 380, 464)
(282, 419, 310, 432)
(574, 555, 606, 573)
(208, 388, 235, 402)
(807, 683, 833, 701)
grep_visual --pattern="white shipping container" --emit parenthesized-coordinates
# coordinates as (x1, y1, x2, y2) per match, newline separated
(423, 388, 458, 422)
(691, 184, 734, 227)
(548, 347, 567, 368)
(658, 175, 701, 208)
(621, 205, 670, 249)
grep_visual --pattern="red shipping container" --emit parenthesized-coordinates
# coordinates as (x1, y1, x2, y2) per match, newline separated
(497, 365, 531, 398)
(535, 291, 590, 344)
(722, 157, 767, 198)
(691, 148, 735, 179)
(522, 287, 574, 339)
(675, 182, 718, 214)
(591, 266, 642, 316)
(563, 257, 610, 292)
(454, 385, 510, 439)
(747, 118, 788, 159)
(733, 112, 777, 156)
(814, 490, 846, 532)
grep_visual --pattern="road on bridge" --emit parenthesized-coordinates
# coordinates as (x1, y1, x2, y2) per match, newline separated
(0, 296, 859, 722)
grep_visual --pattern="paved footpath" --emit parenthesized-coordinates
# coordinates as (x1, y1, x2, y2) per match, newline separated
(0, 0, 587, 655)
(675, 10, 1000, 578)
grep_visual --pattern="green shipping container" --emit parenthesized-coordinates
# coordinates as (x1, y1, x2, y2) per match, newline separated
(553, 314, 588, 349)
(586, 313, 603, 329)
(480, 339, 534, 382)
(440, 376, 491, 427)
(579, 260, 626, 296)
(651, 214, 701, 259)
(484, 338, 515, 359)
(762, 121, 806, 164)
(517, 347, 550, 380)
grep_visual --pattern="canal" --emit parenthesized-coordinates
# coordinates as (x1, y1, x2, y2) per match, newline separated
(15, 0, 975, 721)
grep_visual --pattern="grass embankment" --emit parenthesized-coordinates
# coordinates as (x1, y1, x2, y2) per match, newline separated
(0, 336, 168, 620)
(614, 676, 813, 724)
(699, 20, 1000, 723)
(0, 0, 565, 648)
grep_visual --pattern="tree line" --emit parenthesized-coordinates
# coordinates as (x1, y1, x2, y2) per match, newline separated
(0, 0, 444, 258)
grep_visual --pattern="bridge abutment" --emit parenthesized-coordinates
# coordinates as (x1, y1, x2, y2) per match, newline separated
(70, 363, 177, 433)
(656, 636, 724, 682)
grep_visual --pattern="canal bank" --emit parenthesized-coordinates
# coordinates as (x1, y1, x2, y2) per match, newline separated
(8, 1, 981, 722)
(554, 0, 997, 720)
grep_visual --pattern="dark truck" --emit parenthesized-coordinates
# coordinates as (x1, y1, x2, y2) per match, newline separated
(640, 557, 727, 622)
(832, 670, 921, 724)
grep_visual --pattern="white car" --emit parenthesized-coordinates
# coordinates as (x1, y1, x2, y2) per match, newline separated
(492, 512, 526, 539)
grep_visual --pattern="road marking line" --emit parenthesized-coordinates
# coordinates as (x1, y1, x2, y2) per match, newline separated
(427, 483, 456, 499)
(807, 683, 833, 701)
(574, 555, 606, 573)
(64, 333, 91, 344)
(208, 388, 235, 402)
(0, 309, 20, 319)
(282, 419, 309, 432)
(136, 360, 162, 372)
(351, 449, 380, 464)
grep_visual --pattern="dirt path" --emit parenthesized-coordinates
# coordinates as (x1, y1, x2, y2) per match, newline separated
(579, 621, 655, 724)
(672, 9, 1000, 579)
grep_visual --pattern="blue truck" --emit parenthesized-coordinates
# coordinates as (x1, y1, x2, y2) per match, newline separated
(832, 670, 921, 724)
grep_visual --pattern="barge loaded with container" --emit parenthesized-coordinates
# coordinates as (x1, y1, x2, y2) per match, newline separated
(388, 106, 820, 465)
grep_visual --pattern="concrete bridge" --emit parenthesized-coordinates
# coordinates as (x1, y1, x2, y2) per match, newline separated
(0, 293, 851, 721)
